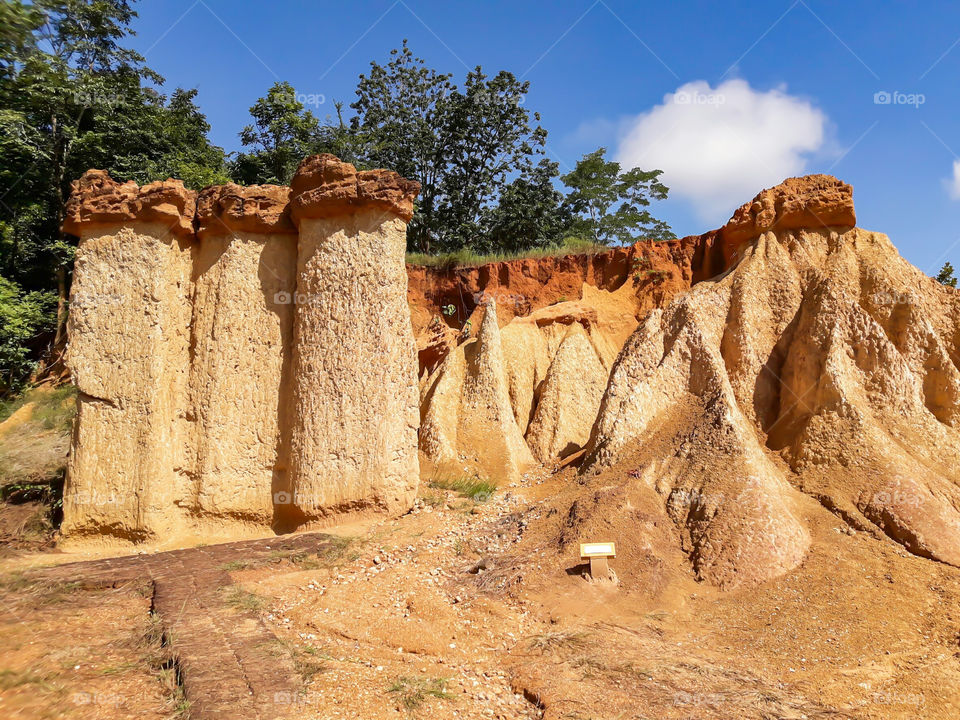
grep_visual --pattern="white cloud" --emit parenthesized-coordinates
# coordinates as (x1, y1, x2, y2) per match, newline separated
(615, 79, 827, 223)
(948, 160, 960, 200)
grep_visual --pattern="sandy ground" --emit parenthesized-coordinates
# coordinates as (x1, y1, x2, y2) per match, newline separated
(2, 464, 960, 719)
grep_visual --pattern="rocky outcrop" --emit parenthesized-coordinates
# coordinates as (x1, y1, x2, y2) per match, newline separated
(186, 184, 297, 526)
(420, 300, 536, 482)
(583, 175, 960, 588)
(286, 157, 420, 523)
(62, 156, 421, 546)
(63, 170, 197, 237)
(406, 237, 718, 375)
(64, 175, 196, 542)
(720, 174, 855, 247)
(415, 245, 702, 481)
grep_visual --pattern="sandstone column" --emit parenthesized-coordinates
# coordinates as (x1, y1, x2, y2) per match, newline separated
(189, 185, 297, 531)
(61, 171, 196, 543)
(286, 155, 421, 523)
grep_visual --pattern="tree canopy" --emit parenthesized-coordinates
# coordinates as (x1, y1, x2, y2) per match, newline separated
(937, 262, 958, 288)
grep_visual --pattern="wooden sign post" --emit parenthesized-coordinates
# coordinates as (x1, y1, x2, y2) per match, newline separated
(580, 542, 616, 580)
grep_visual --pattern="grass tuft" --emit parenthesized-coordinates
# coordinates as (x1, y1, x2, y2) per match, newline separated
(428, 476, 497, 502)
(387, 676, 453, 710)
(527, 630, 590, 653)
(221, 586, 266, 614)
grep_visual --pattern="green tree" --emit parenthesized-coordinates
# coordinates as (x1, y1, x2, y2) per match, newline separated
(153, 88, 230, 189)
(561, 148, 674, 245)
(0, 276, 55, 395)
(481, 159, 571, 253)
(936, 262, 957, 288)
(235, 81, 320, 184)
(351, 41, 545, 253)
(0, 0, 162, 347)
(433, 67, 546, 250)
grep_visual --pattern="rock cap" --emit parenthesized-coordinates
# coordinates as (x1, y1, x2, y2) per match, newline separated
(720, 174, 855, 247)
(290, 154, 420, 224)
(63, 169, 197, 237)
(195, 183, 295, 238)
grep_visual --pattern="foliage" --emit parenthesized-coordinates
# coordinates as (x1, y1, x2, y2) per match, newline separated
(234, 81, 321, 184)
(428, 475, 497, 502)
(561, 147, 675, 245)
(351, 40, 547, 253)
(387, 676, 453, 710)
(936, 262, 957, 288)
(480, 159, 572, 254)
(405, 236, 604, 270)
(0, 277, 55, 395)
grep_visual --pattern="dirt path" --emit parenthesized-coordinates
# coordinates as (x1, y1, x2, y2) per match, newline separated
(29, 533, 341, 719)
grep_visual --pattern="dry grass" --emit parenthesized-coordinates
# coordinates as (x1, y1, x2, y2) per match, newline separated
(527, 630, 591, 653)
(405, 237, 605, 270)
(428, 476, 497, 502)
(221, 587, 266, 614)
(387, 675, 453, 711)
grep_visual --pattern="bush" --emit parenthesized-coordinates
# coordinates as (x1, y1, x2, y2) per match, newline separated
(0, 276, 55, 397)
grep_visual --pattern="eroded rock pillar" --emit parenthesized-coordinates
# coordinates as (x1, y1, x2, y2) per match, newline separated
(61, 171, 196, 543)
(189, 184, 297, 529)
(286, 155, 421, 523)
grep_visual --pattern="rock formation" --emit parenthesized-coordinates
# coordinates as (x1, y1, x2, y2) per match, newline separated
(415, 243, 703, 481)
(188, 183, 297, 526)
(583, 175, 960, 588)
(62, 162, 960, 591)
(285, 155, 421, 523)
(63, 172, 196, 543)
(61, 156, 421, 545)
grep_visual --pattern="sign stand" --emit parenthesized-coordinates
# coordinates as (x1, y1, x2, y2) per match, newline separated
(579, 542, 616, 581)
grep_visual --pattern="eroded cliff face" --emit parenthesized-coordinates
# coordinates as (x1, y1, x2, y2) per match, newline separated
(413, 226, 725, 481)
(582, 175, 960, 589)
(62, 156, 421, 546)
(62, 166, 960, 592)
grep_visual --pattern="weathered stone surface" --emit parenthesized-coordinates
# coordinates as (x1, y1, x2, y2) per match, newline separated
(420, 300, 536, 482)
(525, 323, 608, 462)
(290, 153, 420, 223)
(195, 183, 295, 237)
(63, 169, 196, 237)
(185, 228, 297, 526)
(63, 222, 194, 543)
(286, 210, 420, 520)
(62, 157, 421, 545)
(720, 174, 855, 248)
(584, 187, 960, 588)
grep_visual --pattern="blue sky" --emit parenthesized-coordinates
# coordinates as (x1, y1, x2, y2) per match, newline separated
(129, 0, 960, 274)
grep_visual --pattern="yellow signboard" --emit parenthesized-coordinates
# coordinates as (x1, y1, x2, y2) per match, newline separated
(580, 542, 616, 558)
